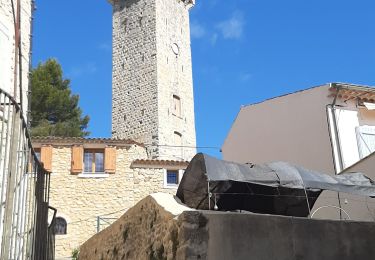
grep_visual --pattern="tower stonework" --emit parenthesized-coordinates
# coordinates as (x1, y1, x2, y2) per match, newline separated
(110, 0, 197, 161)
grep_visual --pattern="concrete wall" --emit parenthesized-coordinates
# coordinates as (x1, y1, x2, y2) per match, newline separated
(0, 0, 32, 115)
(38, 143, 179, 258)
(110, 0, 196, 161)
(206, 211, 375, 260)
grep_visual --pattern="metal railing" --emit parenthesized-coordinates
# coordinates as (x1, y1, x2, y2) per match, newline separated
(0, 88, 55, 259)
(96, 216, 117, 233)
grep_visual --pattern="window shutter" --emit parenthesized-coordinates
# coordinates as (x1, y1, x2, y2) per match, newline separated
(356, 126, 375, 159)
(104, 147, 116, 174)
(71, 146, 83, 174)
(40, 146, 52, 172)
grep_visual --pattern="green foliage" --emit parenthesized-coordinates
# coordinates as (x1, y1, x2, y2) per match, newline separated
(30, 59, 90, 137)
(72, 248, 79, 259)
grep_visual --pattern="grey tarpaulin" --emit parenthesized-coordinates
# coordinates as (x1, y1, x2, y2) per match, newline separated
(176, 153, 375, 217)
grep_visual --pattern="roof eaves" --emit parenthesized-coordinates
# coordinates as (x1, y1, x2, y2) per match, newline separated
(131, 159, 189, 169)
(31, 136, 145, 147)
(241, 83, 329, 109)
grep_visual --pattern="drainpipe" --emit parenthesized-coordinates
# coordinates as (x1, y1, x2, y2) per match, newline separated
(27, 0, 36, 127)
(12, 0, 21, 101)
(326, 83, 344, 219)
(328, 83, 344, 172)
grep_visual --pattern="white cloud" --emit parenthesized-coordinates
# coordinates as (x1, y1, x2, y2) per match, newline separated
(210, 33, 218, 45)
(68, 62, 97, 78)
(240, 72, 252, 82)
(217, 11, 245, 39)
(98, 43, 111, 52)
(190, 21, 206, 39)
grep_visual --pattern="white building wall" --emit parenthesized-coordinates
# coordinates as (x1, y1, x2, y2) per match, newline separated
(0, 0, 32, 115)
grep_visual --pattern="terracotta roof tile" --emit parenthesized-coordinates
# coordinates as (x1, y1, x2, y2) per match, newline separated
(131, 159, 189, 169)
(31, 136, 144, 147)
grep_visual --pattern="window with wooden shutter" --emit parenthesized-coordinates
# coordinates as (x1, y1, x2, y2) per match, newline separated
(40, 146, 52, 172)
(104, 147, 116, 174)
(71, 146, 83, 174)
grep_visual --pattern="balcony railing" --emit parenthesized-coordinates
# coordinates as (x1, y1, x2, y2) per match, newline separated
(0, 88, 55, 260)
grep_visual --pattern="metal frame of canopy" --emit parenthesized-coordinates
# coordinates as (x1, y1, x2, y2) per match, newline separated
(177, 153, 375, 218)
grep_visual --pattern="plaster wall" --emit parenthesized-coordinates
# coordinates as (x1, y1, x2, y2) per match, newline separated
(222, 85, 336, 174)
(0, 0, 32, 114)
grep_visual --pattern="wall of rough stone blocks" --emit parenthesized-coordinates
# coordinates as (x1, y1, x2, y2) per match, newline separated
(48, 144, 177, 258)
(111, 0, 159, 152)
(111, 0, 197, 161)
(0, 0, 32, 115)
(155, 0, 196, 161)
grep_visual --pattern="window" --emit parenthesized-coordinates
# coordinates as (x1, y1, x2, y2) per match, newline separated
(356, 126, 375, 159)
(34, 149, 41, 161)
(54, 217, 67, 235)
(32, 146, 52, 172)
(72, 146, 116, 176)
(164, 169, 183, 188)
(83, 150, 104, 173)
(167, 170, 179, 185)
(174, 131, 183, 159)
(172, 95, 181, 117)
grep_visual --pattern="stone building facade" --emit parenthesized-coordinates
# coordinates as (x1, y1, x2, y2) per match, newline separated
(32, 137, 188, 259)
(0, 0, 33, 113)
(110, 0, 197, 161)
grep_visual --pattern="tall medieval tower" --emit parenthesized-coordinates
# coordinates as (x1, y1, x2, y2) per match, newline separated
(109, 0, 197, 161)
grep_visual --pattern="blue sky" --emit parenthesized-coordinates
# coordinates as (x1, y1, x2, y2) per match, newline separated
(32, 0, 375, 158)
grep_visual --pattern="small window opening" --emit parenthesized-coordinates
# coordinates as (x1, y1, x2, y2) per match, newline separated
(172, 95, 181, 117)
(166, 170, 179, 185)
(54, 217, 67, 235)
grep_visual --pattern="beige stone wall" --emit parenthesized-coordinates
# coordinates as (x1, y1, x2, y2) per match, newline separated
(110, 0, 197, 161)
(49, 144, 177, 258)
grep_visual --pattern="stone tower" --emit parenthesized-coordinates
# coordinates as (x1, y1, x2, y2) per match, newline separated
(109, 0, 197, 161)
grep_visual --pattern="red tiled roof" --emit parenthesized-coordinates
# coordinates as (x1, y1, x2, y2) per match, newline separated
(31, 136, 144, 147)
(131, 159, 189, 169)
(329, 83, 375, 103)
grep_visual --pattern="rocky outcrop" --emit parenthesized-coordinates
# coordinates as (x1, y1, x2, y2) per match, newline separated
(78, 193, 208, 260)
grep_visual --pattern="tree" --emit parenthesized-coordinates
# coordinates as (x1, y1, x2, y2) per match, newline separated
(30, 59, 90, 137)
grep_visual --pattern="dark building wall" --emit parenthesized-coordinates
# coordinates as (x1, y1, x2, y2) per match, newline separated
(205, 211, 375, 260)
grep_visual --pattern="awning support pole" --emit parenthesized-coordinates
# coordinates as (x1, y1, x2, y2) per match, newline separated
(302, 183, 312, 218)
(208, 181, 211, 210)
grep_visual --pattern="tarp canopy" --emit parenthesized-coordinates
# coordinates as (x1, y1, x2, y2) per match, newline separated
(176, 153, 375, 217)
